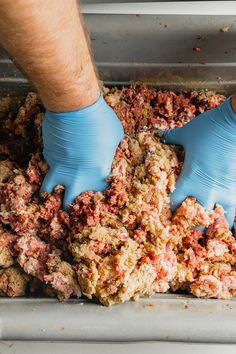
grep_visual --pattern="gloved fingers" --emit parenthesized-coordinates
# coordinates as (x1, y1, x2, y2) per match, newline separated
(63, 184, 79, 210)
(202, 199, 215, 212)
(198, 199, 215, 232)
(220, 204, 236, 229)
(40, 169, 60, 194)
(155, 128, 185, 146)
(63, 177, 109, 209)
(169, 188, 188, 212)
(193, 198, 215, 232)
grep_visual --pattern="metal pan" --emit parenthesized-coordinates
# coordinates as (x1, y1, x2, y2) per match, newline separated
(0, 2, 235, 348)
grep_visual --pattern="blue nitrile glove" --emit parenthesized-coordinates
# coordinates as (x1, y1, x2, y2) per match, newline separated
(40, 94, 124, 209)
(160, 97, 236, 228)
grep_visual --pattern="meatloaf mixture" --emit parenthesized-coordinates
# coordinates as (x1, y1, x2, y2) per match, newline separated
(0, 84, 235, 306)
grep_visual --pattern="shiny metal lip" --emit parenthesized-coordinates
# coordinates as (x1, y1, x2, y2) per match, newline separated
(81, 1, 236, 15)
(0, 1, 236, 345)
(0, 295, 236, 342)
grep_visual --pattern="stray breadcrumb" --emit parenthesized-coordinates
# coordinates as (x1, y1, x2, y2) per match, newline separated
(193, 47, 201, 53)
(220, 26, 230, 33)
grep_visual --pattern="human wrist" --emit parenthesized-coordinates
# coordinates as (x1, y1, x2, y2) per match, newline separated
(40, 64, 100, 113)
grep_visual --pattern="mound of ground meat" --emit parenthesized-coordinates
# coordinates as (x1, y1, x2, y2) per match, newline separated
(0, 84, 234, 306)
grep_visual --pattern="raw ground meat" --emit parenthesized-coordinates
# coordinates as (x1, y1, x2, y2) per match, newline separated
(0, 84, 234, 306)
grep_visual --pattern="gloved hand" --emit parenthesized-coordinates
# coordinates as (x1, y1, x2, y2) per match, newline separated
(41, 94, 124, 209)
(160, 97, 236, 228)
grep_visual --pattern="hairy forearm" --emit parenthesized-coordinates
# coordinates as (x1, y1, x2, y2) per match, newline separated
(0, 0, 99, 111)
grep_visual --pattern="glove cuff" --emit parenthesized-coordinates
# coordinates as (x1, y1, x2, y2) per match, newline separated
(45, 93, 106, 120)
(219, 96, 236, 125)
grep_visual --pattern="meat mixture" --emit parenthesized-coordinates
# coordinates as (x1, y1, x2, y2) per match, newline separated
(0, 84, 235, 306)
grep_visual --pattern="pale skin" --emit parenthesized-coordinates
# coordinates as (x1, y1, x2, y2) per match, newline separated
(0, 0, 100, 112)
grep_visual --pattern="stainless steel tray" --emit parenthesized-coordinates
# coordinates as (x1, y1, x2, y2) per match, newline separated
(0, 295, 236, 342)
(0, 295, 235, 353)
(1, 2, 236, 94)
(0, 340, 235, 354)
(0, 2, 236, 350)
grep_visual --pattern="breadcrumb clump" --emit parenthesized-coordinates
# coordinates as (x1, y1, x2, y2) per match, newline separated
(0, 266, 29, 297)
(44, 251, 81, 301)
(0, 85, 234, 305)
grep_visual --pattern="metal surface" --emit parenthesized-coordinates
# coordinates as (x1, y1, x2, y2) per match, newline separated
(0, 341, 235, 354)
(1, 2, 236, 92)
(84, 2, 236, 91)
(82, 1, 236, 14)
(0, 295, 235, 342)
(82, 0, 222, 3)
(0, 1, 235, 348)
